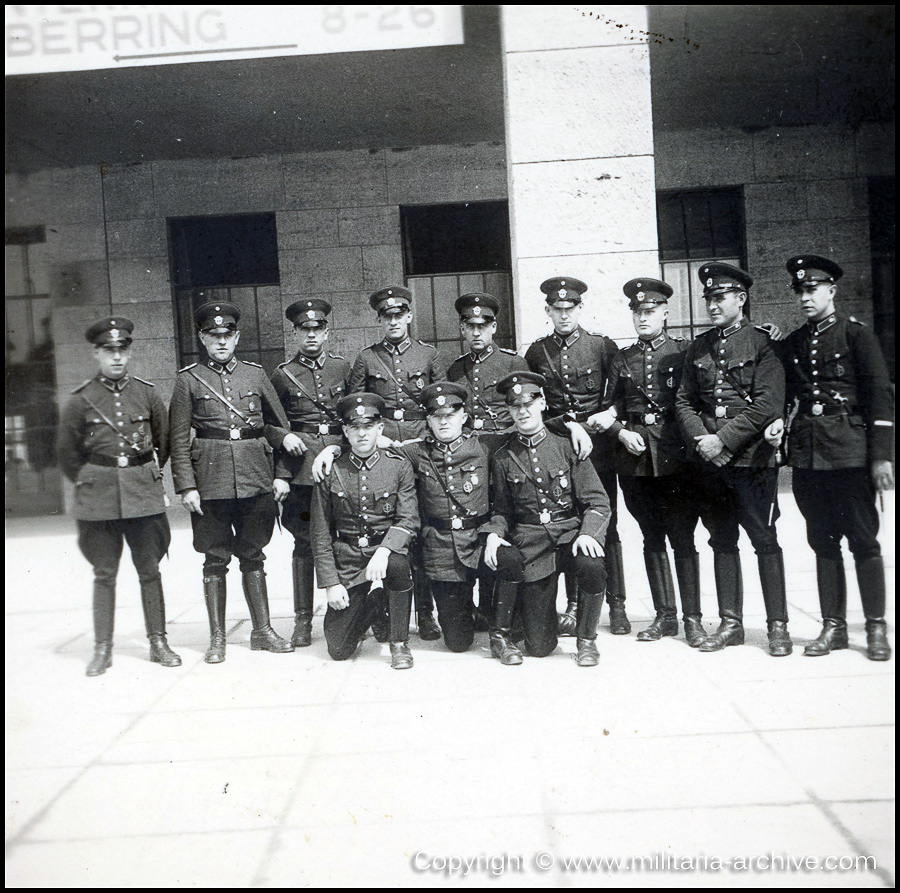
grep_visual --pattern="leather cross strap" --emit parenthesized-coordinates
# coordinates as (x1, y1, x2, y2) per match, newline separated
(280, 363, 339, 422)
(188, 369, 251, 423)
(372, 349, 426, 408)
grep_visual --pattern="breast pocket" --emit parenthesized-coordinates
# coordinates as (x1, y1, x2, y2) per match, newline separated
(691, 358, 716, 389)
(379, 491, 397, 515)
(822, 350, 851, 382)
(576, 366, 599, 391)
(193, 393, 219, 420)
(657, 364, 680, 391)
(130, 412, 153, 450)
(406, 369, 427, 392)
(726, 357, 756, 389)
(329, 383, 345, 399)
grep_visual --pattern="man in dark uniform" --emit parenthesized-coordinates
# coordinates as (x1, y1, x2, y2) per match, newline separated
(169, 301, 298, 663)
(524, 277, 629, 636)
(675, 263, 792, 656)
(348, 285, 447, 640)
(270, 298, 350, 647)
(58, 316, 181, 676)
(778, 255, 894, 660)
(310, 393, 419, 669)
(484, 372, 611, 666)
(601, 278, 706, 646)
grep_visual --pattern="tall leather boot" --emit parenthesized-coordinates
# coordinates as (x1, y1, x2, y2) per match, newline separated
(804, 557, 848, 656)
(291, 557, 315, 647)
(490, 580, 523, 666)
(368, 586, 390, 643)
(243, 570, 294, 653)
(637, 552, 679, 641)
(700, 552, 744, 651)
(140, 576, 182, 667)
(758, 551, 792, 656)
(606, 542, 631, 634)
(857, 555, 891, 661)
(576, 589, 605, 667)
(474, 576, 494, 633)
(203, 575, 227, 664)
(414, 567, 441, 641)
(557, 573, 578, 637)
(674, 552, 705, 647)
(388, 583, 414, 669)
(86, 579, 116, 677)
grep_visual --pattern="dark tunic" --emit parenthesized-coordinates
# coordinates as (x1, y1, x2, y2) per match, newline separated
(447, 344, 528, 434)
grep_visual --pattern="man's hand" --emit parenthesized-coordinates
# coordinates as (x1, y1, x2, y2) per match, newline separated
(311, 445, 341, 483)
(586, 407, 617, 433)
(694, 433, 725, 462)
(566, 422, 593, 461)
(872, 459, 894, 492)
(282, 432, 305, 457)
(376, 434, 395, 449)
(181, 489, 203, 514)
(273, 479, 290, 504)
(758, 322, 785, 341)
(572, 534, 604, 558)
(365, 546, 391, 582)
(484, 532, 511, 571)
(326, 584, 350, 610)
(711, 447, 733, 467)
(618, 429, 646, 456)
(764, 418, 785, 448)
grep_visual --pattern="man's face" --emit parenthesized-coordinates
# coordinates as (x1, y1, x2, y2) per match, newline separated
(633, 303, 668, 339)
(510, 393, 546, 436)
(379, 309, 412, 342)
(426, 405, 468, 443)
(546, 303, 581, 336)
(199, 328, 240, 363)
(460, 319, 496, 353)
(296, 324, 329, 357)
(704, 290, 745, 329)
(94, 343, 131, 380)
(344, 419, 383, 457)
(795, 282, 836, 321)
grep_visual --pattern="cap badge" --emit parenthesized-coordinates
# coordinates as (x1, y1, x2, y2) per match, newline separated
(797, 269, 806, 280)
(706, 278, 713, 288)
(558, 289, 567, 299)
(109, 329, 120, 340)
(637, 292, 645, 301)
(437, 395, 446, 406)
(307, 310, 316, 319)
(356, 405, 366, 416)
(513, 384, 522, 394)
(214, 316, 224, 326)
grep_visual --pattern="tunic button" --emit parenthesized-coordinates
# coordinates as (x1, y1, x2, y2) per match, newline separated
(116, 412, 123, 416)
(231, 424, 236, 428)
(115, 402, 121, 407)
(814, 390, 820, 395)
(117, 421, 124, 427)
(226, 388, 231, 392)
(536, 478, 542, 482)
(811, 350, 818, 355)
(812, 371, 818, 376)
(812, 340, 818, 346)
(716, 389, 722, 393)
(540, 498, 546, 504)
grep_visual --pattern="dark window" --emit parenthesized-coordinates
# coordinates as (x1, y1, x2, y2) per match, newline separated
(167, 214, 284, 372)
(869, 177, 894, 380)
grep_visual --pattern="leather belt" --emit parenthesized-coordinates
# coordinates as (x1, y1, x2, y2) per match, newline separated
(517, 509, 577, 526)
(702, 406, 744, 419)
(566, 409, 597, 423)
(196, 428, 264, 440)
(291, 421, 342, 435)
(471, 419, 512, 433)
(424, 512, 490, 532)
(798, 404, 857, 418)
(334, 530, 387, 548)
(87, 452, 154, 468)
(390, 408, 426, 421)
(627, 411, 672, 426)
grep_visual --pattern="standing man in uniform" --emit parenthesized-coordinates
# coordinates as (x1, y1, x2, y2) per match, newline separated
(270, 298, 350, 647)
(169, 301, 298, 663)
(348, 285, 446, 640)
(58, 316, 181, 676)
(484, 372, 611, 666)
(675, 263, 792, 656)
(310, 393, 419, 669)
(524, 277, 629, 636)
(778, 255, 893, 660)
(601, 278, 706, 646)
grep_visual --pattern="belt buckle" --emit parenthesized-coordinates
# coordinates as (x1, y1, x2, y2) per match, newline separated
(451, 517, 463, 530)
(539, 509, 552, 524)
(229, 429, 241, 440)
(811, 403, 824, 416)
(473, 418, 484, 430)
(117, 456, 129, 467)
(644, 412, 656, 425)
(318, 422, 330, 434)
(715, 406, 726, 418)
(358, 535, 370, 548)
(393, 409, 404, 421)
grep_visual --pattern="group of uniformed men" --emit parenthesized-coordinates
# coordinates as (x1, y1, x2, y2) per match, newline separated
(58, 254, 894, 675)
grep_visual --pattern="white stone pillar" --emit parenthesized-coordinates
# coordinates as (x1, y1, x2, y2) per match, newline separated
(500, 5, 658, 347)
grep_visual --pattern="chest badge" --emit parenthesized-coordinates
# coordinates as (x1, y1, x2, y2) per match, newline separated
(667, 377, 675, 388)
(835, 364, 844, 377)
(463, 481, 473, 494)
(248, 402, 256, 411)
(586, 379, 595, 390)
(470, 473, 479, 487)
(416, 378, 424, 389)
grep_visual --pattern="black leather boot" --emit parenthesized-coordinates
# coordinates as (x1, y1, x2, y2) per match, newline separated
(368, 587, 390, 643)
(474, 575, 494, 632)
(557, 573, 578, 637)
(291, 556, 315, 647)
(576, 589, 605, 667)
(606, 542, 631, 634)
(857, 554, 888, 618)
(243, 570, 293, 653)
(637, 552, 679, 641)
(388, 584, 414, 669)
(805, 557, 848, 656)
(490, 580, 523, 666)
(865, 619, 892, 661)
(758, 552, 792, 656)
(414, 567, 441, 641)
(140, 576, 182, 667)
(675, 553, 705, 647)
(700, 552, 744, 651)
(203, 575, 227, 664)
(87, 578, 115, 677)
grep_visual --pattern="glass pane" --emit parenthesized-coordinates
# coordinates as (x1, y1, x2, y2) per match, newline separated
(457, 272, 485, 294)
(228, 287, 259, 351)
(661, 263, 692, 330)
(709, 192, 743, 258)
(5, 300, 31, 364)
(431, 276, 460, 342)
(5, 245, 26, 296)
(657, 192, 687, 259)
(408, 277, 435, 342)
(682, 193, 714, 259)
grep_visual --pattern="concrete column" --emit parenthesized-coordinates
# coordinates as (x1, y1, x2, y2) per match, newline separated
(500, 5, 658, 347)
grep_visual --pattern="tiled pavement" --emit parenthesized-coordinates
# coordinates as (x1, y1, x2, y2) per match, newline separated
(5, 492, 894, 887)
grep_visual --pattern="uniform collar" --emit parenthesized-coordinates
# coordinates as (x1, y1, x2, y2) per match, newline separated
(208, 357, 238, 374)
(433, 434, 467, 454)
(97, 373, 130, 391)
(296, 352, 326, 369)
(518, 428, 548, 448)
(469, 343, 495, 363)
(717, 319, 745, 339)
(349, 450, 380, 470)
(382, 337, 411, 355)
(637, 333, 666, 351)
(552, 328, 581, 348)
(809, 313, 837, 334)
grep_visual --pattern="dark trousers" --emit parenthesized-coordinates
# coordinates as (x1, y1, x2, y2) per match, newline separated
(593, 464, 620, 546)
(324, 553, 412, 661)
(620, 472, 700, 557)
(191, 493, 277, 576)
(77, 513, 171, 584)
(281, 484, 312, 556)
(431, 579, 477, 652)
(793, 468, 881, 562)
